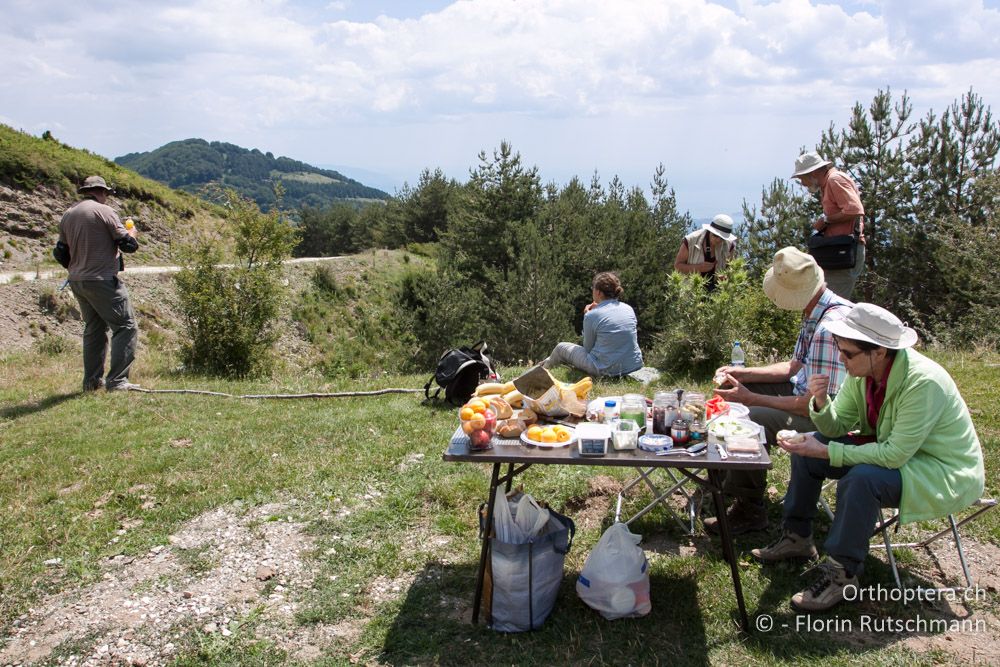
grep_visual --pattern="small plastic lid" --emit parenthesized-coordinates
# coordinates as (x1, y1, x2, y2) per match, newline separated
(604, 399, 616, 407)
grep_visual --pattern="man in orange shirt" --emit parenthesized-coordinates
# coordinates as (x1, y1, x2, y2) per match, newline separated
(792, 152, 866, 299)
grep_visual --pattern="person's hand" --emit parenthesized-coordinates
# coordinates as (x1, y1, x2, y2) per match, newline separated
(127, 226, 138, 239)
(697, 261, 716, 272)
(583, 301, 597, 314)
(811, 215, 827, 232)
(713, 365, 746, 385)
(776, 431, 827, 459)
(807, 374, 829, 411)
(713, 374, 754, 405)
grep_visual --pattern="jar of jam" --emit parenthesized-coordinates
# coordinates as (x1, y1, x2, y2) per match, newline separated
(651, 392, 679, 435)
(670, 419, 689, 445)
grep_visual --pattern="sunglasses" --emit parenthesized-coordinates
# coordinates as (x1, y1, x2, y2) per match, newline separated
(838, 346, 868, 360)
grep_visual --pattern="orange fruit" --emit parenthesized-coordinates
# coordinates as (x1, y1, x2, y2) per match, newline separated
(553, 425, 570, 435)
(461, 420, 476, 435)
(526, 426, 544, 441)
(467, 413, 486, 430)
(539, 428, 558, 443)
(556, 429, 571, 442)
(467, 399, 487, 414)
(459, 407, 475, 421)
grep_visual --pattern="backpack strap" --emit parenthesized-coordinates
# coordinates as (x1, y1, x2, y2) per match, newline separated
(424, 375, 442, 401)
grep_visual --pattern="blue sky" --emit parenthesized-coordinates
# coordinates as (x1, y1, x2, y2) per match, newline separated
(3, 0, 999, 217)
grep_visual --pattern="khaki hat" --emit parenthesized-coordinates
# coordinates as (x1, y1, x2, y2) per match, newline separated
(791, 152, 832, 178)
(763, 247, 825, 310)
(78, 175, 114, 193)
(704, 214, 737, 242)
(824, 303, 918, 349)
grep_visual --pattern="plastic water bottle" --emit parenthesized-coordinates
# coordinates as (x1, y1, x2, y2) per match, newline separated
(730, 341, 746, 368)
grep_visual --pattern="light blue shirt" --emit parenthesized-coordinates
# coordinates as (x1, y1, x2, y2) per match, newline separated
(582, 299, 643, 376)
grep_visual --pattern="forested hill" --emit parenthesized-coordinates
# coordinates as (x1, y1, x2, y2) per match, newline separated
(115, 139, 390, 212)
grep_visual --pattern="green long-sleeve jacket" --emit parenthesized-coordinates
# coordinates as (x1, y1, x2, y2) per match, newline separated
(809, 347, 984, 524)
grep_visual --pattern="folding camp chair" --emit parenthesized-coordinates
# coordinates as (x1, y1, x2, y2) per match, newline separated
(613, 467, 702, 535)
(870, 498, 997, 589)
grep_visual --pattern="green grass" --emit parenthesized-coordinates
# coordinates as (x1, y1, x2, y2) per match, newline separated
(0, 344, 997, 665)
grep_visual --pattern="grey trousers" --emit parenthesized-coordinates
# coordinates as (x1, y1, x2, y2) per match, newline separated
(823, 242, 866, 300)
(70, 278, 137, 390)
(542, 342, 602, 377)
(783, 437, 902, 576)
(723, 382, 816, 501)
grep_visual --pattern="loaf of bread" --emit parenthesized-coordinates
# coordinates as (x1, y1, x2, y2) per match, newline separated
(777, 429, 806, 443)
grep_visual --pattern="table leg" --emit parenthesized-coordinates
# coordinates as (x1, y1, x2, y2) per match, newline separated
(504, 462, 514, 492)
(708, 469, 751, 632)
(472, 462, 502, 624)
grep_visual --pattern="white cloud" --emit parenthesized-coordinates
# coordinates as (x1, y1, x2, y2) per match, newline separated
(1, 0, 999, 215)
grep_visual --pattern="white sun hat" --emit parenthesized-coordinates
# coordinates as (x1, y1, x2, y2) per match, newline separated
(791, 152, 832, 178)
(824, 303, 918, 349)
(703, 214, 737, 242)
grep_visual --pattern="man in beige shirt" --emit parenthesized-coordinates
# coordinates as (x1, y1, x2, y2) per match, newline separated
(54, 176, 139, 391)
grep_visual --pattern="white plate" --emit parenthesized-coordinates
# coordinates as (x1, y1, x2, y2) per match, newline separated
(726, 402, 750, 419)
(708, 417, 760, 439)
(520, 427, 577, 448)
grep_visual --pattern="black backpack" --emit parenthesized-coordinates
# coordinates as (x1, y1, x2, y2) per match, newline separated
(424, 341, 498, 405)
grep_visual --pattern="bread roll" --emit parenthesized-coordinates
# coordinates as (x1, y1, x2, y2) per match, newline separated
(777, 429, 806, 443)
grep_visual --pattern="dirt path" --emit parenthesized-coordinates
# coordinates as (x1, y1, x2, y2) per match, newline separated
(0, 257, 342, 285)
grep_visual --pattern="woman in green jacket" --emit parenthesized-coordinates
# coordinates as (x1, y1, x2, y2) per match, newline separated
(751, 303, 985, 612)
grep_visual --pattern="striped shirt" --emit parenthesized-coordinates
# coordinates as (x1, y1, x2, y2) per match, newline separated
(791, 289, 853, 396)
(58, 199, 129, 280)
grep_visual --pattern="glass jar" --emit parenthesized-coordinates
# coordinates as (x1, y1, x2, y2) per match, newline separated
(651, 392, 679, 436)
(670, 419, 690, 445)
(680, 391, 706, 423)
(689, 419, 707, 443)
(620, 394, 647, 430)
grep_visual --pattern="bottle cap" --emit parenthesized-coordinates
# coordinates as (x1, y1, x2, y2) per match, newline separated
(604, 399, 616, 407)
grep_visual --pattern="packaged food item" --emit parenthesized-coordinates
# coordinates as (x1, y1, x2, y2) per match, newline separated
(670, 419, 689, 445)
(578, 422, 611, 456)
(680, 392, 705, 423)
(726, 436, 761, 457)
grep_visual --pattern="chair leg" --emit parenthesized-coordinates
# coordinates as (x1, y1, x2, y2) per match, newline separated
(948, 514, 974, 589)
(878, 509, 904, 589)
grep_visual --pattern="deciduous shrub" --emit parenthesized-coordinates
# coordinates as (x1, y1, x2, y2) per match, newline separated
(175, 190, 298, 377)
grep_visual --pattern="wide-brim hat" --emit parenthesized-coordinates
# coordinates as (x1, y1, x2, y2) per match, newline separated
(763, 247, 825, 311)
(704, 214, 736, 242)
(824, 303, 918, 349)
(791, 151, 832, 178)
(78, 175, 114, 193)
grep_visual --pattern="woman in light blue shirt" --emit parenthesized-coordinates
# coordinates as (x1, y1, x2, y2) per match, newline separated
(542, 272, 643, 377)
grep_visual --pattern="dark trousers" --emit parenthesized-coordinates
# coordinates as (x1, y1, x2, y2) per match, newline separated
(70, 278, 137, 390)
(723, 382, 816, 502)
(783, 434, 901, 575)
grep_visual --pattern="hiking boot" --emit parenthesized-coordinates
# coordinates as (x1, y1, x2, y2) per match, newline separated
(751, 530, 819, 562)
(83, 379, 106, 392)
(791, 557, 858, 612)
(704, 499, 769, 536)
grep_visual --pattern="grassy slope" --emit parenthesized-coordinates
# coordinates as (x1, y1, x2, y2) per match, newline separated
(1, 331, 996, 664)
(0, 124, 227, 267)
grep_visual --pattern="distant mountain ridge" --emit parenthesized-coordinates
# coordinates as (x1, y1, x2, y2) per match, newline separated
(115, 139, 389, 212)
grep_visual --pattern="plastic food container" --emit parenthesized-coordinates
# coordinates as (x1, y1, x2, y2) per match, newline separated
(638, 434, 673, 453)
(612, 419, 639, 450)
(577, 422, 611, 456)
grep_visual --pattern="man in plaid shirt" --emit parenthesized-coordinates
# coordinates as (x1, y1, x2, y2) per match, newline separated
(705, 248, 852, 535)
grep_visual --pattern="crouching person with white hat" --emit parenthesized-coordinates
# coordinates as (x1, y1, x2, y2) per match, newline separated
(752, 303, 985, 612)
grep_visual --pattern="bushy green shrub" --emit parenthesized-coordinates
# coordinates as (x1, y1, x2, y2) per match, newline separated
(35, 334, 72, 356)
(175, 190, 298, 377)
(293, 259, 429, 378)
(647, 260, 799, 378)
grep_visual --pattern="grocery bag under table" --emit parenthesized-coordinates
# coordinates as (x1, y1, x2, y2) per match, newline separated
(576, 522, 652, 620)
(479, 490, 576, 632)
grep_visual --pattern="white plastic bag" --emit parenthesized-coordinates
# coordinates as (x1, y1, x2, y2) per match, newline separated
(576, 522, 651, 620)
(493, 488, 550, 544)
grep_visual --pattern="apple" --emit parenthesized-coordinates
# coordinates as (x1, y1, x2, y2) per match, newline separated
(470, 429, 492, 450)
(483, 408, 497, 433)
